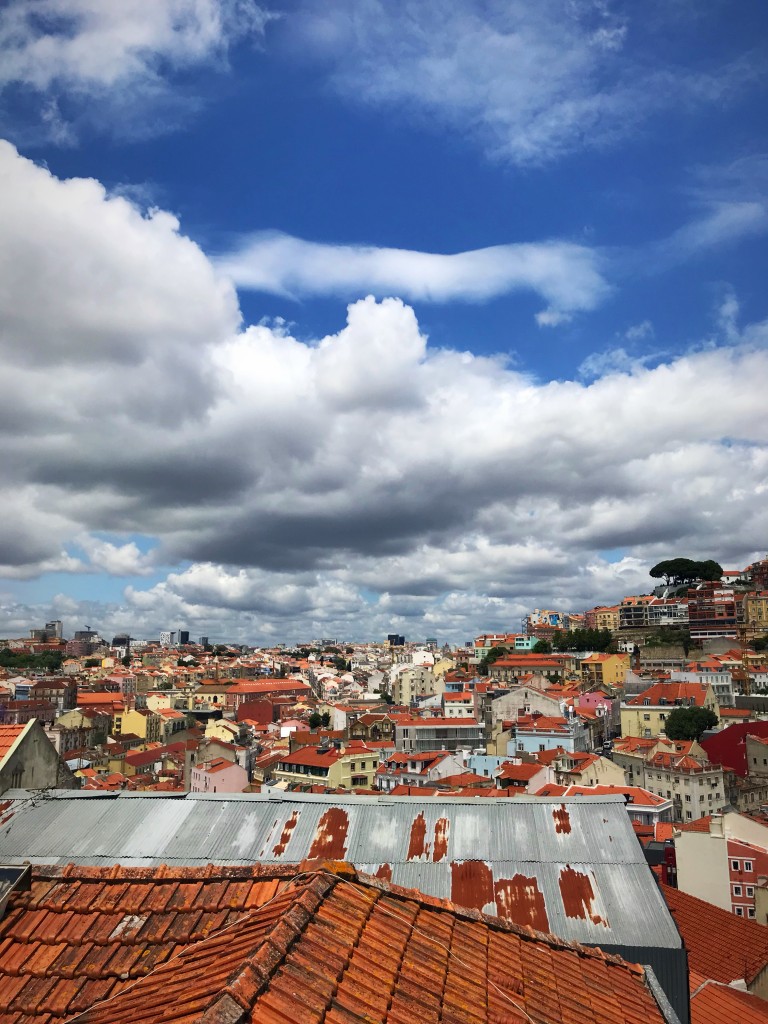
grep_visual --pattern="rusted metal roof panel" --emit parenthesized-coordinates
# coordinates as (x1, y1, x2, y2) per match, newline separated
(0, 791, 679, 948)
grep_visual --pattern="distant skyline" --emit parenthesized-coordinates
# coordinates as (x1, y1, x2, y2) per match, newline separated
(0, 1, 767, 643)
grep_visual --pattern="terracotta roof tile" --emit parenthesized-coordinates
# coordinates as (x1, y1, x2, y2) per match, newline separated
(691, 979, 768, 1024)
(0, 865, 297, 1024)
(0, 724, 27, 762)
(661, 882, 768, 986)
(37, 867, 674, 1024)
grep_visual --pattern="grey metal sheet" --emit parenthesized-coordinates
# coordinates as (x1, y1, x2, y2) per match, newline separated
(0, 791, 677, 949)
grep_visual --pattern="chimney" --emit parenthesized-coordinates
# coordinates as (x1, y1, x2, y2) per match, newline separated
(184, 747, 192, 792)
(709, 813, 725, 837)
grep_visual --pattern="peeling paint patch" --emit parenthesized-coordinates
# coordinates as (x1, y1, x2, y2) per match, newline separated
(553, 804, 571, 834)
(407, 812, 429, 860)
(451, 860, 494, 913)
(272, 810, 299, 857)
(374, 863, 392, 882)
(494, 874, 549, 933)
(307, 807, 349, 859)
(559, 865, 608, 926)
(433, 817, 449, 862)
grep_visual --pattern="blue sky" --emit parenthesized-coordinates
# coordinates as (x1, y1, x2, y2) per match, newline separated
(0, 0, 767, 644)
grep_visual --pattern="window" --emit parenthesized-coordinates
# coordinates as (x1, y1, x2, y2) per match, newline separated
(733, 885, 742, 896)
(732, 860, 740, 870)
(685, 795, 691, 802)
(745, 860, 753, 872)
(749, 908, 756, 919)
(747, 886, 754, 897)
(735, 907, 744, 917)
(686, 812, 692, 819)
(643, 714, 651, 721)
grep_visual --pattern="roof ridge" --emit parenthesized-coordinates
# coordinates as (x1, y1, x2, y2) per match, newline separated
(65, 873, 334, 1023)
(221, 873, 336, 1013)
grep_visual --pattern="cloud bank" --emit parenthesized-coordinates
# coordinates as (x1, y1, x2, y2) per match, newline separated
(1, 142, 767, 642)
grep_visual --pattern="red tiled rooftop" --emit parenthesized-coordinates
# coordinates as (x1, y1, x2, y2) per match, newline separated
(20, 864, 672, 1024)
(690, 979, 768, 1024)
(0, 723, 25, 762)
(661, 882, 768, 987)
(496, 762, 543, 781)
(0, 863, 295, 1024)
(626, 681, 709, 706)
(535, 783, 668, 805)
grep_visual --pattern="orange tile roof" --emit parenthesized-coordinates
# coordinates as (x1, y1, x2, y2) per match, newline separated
(276, 745, 345, 768)
(0, 723, 25, 762)
(41, 865, 671, 1024)
(691, 979, 768, 1024)
(516, 715, 570, 733)
(661, 883, 768, 986)
(535, 783, 669, 806)
(675, 815, 715, 832)
(496, 762, 543, 781)
(0, 863, 294, 1024)
(626, 681, 709, 706)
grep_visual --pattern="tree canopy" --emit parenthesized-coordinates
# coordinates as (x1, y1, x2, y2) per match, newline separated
(552, 628, 615, 653)
(649, 558, 723, 586)
(663, 705, 718, 741)
(477, 645, 509, 675)
(0, 648, 65, 672)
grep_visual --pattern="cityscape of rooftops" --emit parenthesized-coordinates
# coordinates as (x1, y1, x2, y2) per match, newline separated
(1, 5, 768, 1022)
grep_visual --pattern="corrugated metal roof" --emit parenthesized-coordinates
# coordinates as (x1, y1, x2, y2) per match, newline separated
(0, 790, 680, 948)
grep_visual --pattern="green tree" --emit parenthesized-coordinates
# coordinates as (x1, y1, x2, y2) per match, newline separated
(320, 711, 331, 728)
(308, 712, 322, 729)
(663, 705, 718, 741)
(477, 645, 509, 675)
(532, 640, 551, 653)
(649, 558, 723, 587)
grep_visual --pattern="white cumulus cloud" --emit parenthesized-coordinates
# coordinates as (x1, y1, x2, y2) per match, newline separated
(1, 143, 768, 642)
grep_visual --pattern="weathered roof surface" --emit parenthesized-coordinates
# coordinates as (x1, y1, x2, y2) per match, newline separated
(661, 882, 768, 986)
(690, 978, 768, 1024)
(58, 867, 671, 1024)
(0, 791, 680, 950)
(0, 863, 293, 1024)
